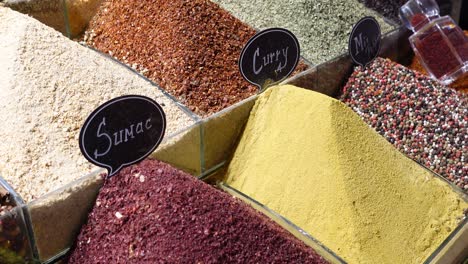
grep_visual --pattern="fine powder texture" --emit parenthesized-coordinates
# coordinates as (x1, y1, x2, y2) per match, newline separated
(68, 159, 327, 263)
(0, 7, 194, 201)
(83, 0, 259, 117)
(211, 0, 394, 64)
(224, 85, 467, 264)
(341, 58, 467, 191)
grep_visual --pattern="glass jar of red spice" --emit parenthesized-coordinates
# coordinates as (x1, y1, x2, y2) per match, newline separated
(400, 0, 468, 85)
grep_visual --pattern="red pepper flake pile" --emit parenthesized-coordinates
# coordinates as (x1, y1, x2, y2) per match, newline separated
(67, 159, 327, 263)
(341, 57, 468, 191)
(83, 0, 258, 117)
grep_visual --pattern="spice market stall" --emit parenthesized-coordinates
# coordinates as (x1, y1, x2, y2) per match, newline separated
(0, 0, 466, 263)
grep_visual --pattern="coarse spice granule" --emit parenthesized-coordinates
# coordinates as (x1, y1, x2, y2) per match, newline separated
(225, 84, 468, 264)
(67, 159, 328, 263)
(83, 0, 261, 117)
(341, 57, 468, 191)
(211, 0, 394, 64)
(0, 7, 194, 201)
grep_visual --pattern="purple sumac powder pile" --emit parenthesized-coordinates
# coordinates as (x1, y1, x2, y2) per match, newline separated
(68, 159, 328, 263)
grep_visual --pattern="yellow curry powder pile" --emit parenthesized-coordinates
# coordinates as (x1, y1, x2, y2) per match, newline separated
(224, 85, 467, 264)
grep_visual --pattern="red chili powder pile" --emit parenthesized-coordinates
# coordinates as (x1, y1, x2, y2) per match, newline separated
(67, 159, 328, 263)
(83, 0, 259, 116)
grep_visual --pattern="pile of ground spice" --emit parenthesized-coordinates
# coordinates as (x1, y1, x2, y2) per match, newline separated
(67, 159, 327, 263)
(341, 58, 467, 191)
(0, 7, 194, 201)
(409, 30, 468, 94)
(211, 0, 394, 64)
(225, 84, 467, 263)
(83, 0, 259, 117)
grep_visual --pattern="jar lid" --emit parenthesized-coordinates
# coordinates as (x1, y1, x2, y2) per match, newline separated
(399, 0, 440, 31)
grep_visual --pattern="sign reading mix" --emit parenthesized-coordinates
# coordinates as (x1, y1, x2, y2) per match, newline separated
(349, 16, 381, 67)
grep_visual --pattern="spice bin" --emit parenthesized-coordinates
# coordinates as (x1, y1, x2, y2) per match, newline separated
(0, 5, 198, 203)
(26, 122, 203, 263)
(200, 96, 258, 174)
(2, 0, 103, 38)
(210, 0, 397, 64)
(288, 25, 467, 191)
(285, 27, 413, 95)
(218, 183, 347, 264)
(0, 177, 37, 264)
(25, 119, 346, 263)
(213, 152, 468, 264)
(2, 0, 68, 35)
(0, 1, 466, 264)
(27, 169, 104, 262)
(282, 27, 468, 263)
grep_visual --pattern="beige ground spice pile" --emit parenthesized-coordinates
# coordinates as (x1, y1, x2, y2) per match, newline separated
(0, 7, 194, 201)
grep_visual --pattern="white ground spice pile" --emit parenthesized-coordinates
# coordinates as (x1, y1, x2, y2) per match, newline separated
(0, 7, 194, 201)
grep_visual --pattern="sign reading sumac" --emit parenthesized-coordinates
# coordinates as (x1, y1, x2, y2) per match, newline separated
(79, 95, 166, 177)
(349, 17, 381, 67)
(239, 28, 300, 90)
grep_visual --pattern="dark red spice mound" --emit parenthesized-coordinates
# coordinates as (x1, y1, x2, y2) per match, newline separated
(68, 159, 327, 263)
(84, 0, 258, 116)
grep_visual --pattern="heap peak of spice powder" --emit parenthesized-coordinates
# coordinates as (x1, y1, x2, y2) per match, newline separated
(225, 84, 467, 264)
(67, 159, 327, 263)
(83, 0, 262, 117)
(0, 7, 193, 201)
(341, 57, 467, 191)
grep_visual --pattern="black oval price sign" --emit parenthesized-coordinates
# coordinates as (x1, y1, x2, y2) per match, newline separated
(239, 28, 300, 90)
(349, 17, 381, 67)
(79, 95, 166, 177)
